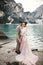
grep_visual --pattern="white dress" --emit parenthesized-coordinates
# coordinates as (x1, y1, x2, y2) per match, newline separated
(15, 27, 38, 65)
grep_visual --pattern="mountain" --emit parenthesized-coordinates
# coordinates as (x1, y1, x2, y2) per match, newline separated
(0, 0, 24, 24)
(31, 4, 43, 24)
(23, 12, 36, 24)
(32, 5, 43, 18)
(0, 0, 43, 24)
(24, 5, 43, 24)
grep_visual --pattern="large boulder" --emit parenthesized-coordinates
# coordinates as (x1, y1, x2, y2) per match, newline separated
(0, 32, 9, 40)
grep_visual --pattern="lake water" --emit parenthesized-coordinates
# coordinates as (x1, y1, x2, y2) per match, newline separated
(0, 24, 43, 50)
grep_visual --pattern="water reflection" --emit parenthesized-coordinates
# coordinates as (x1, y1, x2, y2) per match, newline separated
(0, 24, 43, 50)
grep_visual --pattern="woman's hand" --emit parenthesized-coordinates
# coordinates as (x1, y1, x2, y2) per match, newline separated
(19, 38, 22, 43)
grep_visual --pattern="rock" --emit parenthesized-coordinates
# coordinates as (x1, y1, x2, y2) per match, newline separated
(6, 62, 20, 65)
(11, 62, 19, 65)
(6, 62, 11, 65)
(0, 61, 6, 65)
(23, 5, 43, 24)
(0, 11, 5, 17)
(0, 32, 9, 40)
(0, 0, 43, 24)
(0, 45, 2, 48)
(7, 51, 11, 53)
(32, 49, 38, 51)
(0, 0, 24, 24)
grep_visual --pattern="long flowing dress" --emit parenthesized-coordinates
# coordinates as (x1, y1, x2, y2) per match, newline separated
(15, 27, 38, 65)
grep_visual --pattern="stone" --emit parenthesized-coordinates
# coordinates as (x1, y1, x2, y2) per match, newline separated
(0, 61, 6, 65)
(0, 32, 9, 40)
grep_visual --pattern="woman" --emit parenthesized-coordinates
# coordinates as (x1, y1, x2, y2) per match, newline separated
(16, 22, 38, 65)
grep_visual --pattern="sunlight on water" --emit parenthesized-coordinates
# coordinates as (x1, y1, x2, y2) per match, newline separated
(0, 24, 43, 50)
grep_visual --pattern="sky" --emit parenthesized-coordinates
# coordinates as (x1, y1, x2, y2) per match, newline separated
(15, 0, 43, 12)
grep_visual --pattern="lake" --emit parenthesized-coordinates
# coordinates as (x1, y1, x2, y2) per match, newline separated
(0, 24, 43, 50)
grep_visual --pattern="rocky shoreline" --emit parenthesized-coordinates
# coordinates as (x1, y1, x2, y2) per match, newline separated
(0, 39, 43, 65)
(0, 32, 43, 65)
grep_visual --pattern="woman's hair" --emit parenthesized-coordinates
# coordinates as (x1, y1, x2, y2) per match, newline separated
(25, 22, 27, 25)
(19, 21, 22, 23)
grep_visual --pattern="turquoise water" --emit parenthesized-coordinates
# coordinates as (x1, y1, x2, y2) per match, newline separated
(0, 24, 43, 49)
(0, 24, 17, 37)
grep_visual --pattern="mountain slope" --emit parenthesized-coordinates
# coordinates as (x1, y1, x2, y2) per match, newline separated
(0, 0, 24, 24)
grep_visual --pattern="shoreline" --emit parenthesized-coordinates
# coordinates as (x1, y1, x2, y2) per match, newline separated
(0, 40, 43, 65)
(0, 39, 43, 52)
